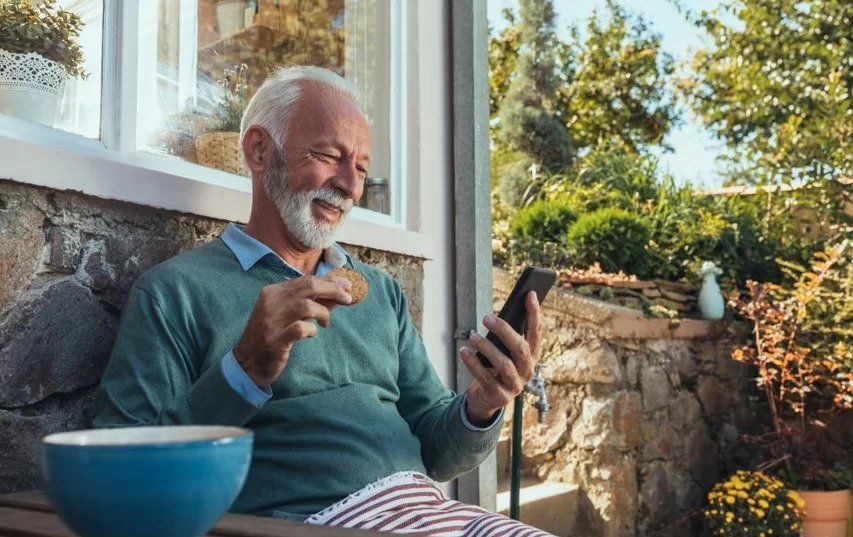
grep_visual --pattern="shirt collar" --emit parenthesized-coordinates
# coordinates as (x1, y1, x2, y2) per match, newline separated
(220, 223, 353, 274)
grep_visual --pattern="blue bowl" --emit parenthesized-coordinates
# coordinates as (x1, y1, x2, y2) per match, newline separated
(42, 426, 253, 537)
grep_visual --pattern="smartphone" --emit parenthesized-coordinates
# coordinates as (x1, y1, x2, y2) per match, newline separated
(477, 266, 557, 368)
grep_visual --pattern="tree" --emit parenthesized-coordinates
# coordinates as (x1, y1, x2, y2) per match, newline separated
(489, 1, 678, 162)
(679, 0, 852, 183)
(561, 1, 678, 153)
(493, 0, 574, 205)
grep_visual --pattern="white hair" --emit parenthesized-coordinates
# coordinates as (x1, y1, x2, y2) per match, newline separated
(239, 66, 361, 158)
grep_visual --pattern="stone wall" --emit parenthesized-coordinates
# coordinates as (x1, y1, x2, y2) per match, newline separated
(0, 179, 425, 494)
(494, 268, 761, 537)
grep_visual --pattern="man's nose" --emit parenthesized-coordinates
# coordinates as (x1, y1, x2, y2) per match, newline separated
(332, 161, 362, 200)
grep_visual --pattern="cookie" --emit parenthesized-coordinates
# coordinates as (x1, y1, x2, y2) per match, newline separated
(330, 267, 369, 305)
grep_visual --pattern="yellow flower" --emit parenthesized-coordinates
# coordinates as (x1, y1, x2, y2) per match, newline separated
(725, 496, 736, 505)
(755, 509, 765, 519)
(747, 497, 756, 505)
(787, 491, 806, 508)
(758, 499, 769, 509)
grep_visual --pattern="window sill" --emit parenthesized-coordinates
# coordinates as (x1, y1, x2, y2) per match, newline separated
(0, 118, 433, 260)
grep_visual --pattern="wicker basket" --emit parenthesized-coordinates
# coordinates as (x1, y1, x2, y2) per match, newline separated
(195, 131, 247, 176)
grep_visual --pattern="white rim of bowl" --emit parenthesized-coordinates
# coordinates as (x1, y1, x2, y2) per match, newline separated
(43, 426, 252, 447)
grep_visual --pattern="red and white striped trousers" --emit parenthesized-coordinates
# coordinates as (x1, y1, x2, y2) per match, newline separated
(304, 472, 555, 536)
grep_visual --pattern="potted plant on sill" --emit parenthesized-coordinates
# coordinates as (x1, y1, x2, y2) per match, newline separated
(195, 63, 251, 177)
(728, 241, 852, 537)
(0, 0, 86, 126)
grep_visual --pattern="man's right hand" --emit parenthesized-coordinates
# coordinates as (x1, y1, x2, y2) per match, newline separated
(234, 274, 353, 388)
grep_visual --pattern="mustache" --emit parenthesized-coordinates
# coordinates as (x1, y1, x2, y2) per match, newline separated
(312, 187, 355, 212)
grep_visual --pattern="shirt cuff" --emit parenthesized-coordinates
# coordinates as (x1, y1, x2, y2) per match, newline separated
(460, 393, 505, 432)
(221, 350, 273, 408)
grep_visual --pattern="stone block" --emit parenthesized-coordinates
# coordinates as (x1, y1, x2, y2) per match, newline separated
(548, 344, 623, 386)
(0, 280, 117, 407)
(44, 225, 82, 274)
(0, 388, 97, 494)
(0, 201, 43, 313)
(696, 375, 731, 421)
(639, 461, 675, 528)
(570, 392, 640, 451)
(640, 365, 671, 411)
(685, 425, 718, 488)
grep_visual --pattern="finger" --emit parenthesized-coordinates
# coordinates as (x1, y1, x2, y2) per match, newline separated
(281, 298, 332, 328)
(468, 332, 525, 394)
(482, 314, 534, 381)
(279, 319, 318, 345)
(460, 347, 514, 400)
(293, 276, 353, 306)
(525, 291, 543, 362)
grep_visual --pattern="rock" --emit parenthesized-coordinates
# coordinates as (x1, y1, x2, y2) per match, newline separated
(0, 388, 97, 494)
(669, 391, 703, 430)
(0, 280, 117, 406)
(642, 287, 662, 298)
(570, 392, 640, 451)
(660, 288, 695, 302)
(640, 417, 681, 462)
(44, 225, 82, 274)
(639, 462, 675, 528)
(0, 201, 43, 313)
(685, 425, 718, 487)
(520, 387, 575, 457)
(696, 376, 730, 421)
(640, 365, 671, 411)
(549, 344, 623, 386)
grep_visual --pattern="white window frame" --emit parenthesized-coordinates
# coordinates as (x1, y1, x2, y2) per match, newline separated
(0, 0, 430, 259)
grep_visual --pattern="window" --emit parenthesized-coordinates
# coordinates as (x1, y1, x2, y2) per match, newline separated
(0, 0, 400, 218)
(0, 0, 103, 138)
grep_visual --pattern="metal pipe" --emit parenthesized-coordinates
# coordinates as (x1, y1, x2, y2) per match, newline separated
(510, 394, 523, 520)
(510, 365, 549, 521)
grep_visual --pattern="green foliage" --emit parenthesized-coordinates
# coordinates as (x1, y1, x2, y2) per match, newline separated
(494, 0, 574, 188)
(573, 142, 663, 203)
(561, 1, 678, 152)
(0, 0, 86, 77)
(644, 185, 779, 285)
(566, 208, 652, 277)
(680, 0, 852, 182)
(211, 64, 251, 133)
(509, 198, 578, 243)
(488, 9, 521, 118)
(489, 1, 678, 158)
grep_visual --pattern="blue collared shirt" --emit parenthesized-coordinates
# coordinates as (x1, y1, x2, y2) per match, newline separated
(219, 223, 501, 431)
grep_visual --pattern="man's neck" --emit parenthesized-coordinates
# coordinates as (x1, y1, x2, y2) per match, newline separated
(244, 214, 324, 276)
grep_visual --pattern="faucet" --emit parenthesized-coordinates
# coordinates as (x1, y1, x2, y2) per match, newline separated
(524, 364, 549, 423)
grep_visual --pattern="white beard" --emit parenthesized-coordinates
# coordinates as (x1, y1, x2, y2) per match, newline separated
(263, 152, 353, 250)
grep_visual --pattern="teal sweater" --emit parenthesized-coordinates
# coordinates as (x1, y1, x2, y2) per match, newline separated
(93, 238, 502, 516)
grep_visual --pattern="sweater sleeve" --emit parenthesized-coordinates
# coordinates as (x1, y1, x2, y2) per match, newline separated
(392, 282, 504, 482)
(93, 285, 261, 428)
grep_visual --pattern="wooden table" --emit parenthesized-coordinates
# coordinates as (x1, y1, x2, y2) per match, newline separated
(0, 491, 384, 537)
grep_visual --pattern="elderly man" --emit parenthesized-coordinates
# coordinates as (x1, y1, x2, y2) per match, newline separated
(94, 66, 549, 536)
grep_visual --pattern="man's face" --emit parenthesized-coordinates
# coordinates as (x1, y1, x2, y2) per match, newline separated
(263, 85, 371, 249)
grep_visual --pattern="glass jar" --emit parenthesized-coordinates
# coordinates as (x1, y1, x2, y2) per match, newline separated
(362, 177, 389, 214)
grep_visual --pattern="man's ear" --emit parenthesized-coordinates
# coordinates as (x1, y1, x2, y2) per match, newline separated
(241, 126, 273, 174)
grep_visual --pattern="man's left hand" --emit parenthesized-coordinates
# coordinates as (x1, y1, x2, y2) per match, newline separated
(460, 291, 543, 425)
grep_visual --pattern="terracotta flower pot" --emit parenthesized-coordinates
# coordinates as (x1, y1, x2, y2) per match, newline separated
(799, 489, 851, 537)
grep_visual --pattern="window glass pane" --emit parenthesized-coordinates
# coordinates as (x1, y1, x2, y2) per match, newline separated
(0, 0, 103, 138)
(140, 0, 392, 214)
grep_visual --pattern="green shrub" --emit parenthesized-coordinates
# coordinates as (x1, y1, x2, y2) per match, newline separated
(643, 184, 779, 285)
(509, 198, 578, 243)
(566, 208, 652, 277)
